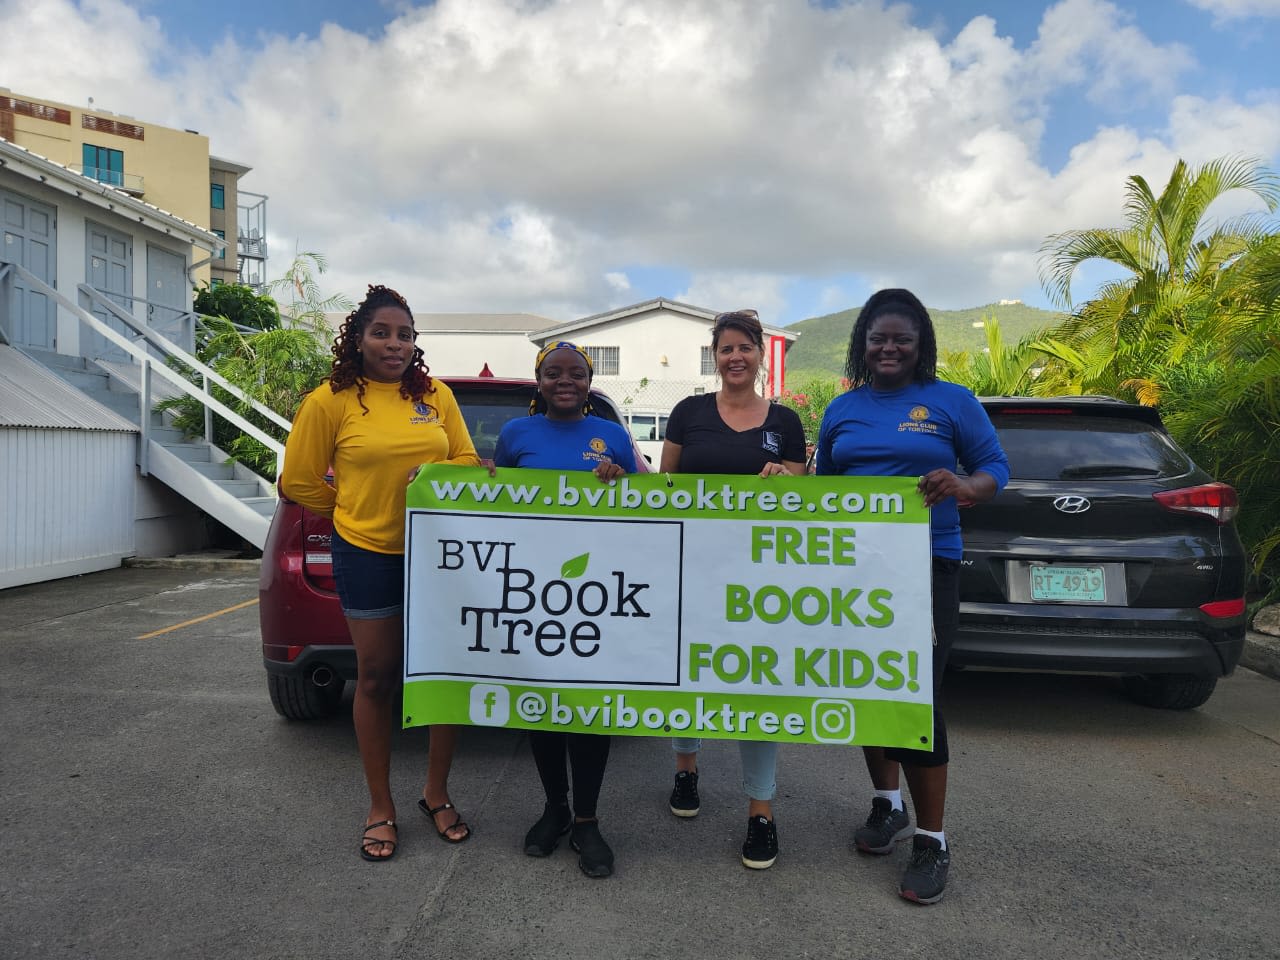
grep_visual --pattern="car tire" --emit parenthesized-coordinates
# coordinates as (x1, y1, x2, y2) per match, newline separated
(1121, 674, 1217, 710)
(268, 669, 346, 721)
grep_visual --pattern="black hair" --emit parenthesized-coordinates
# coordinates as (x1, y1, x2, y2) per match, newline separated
(330, 284, 432, 413)
(843, 288, 937, 387)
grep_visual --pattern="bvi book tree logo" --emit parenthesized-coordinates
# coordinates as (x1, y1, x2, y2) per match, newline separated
(406, 513, 683, 685)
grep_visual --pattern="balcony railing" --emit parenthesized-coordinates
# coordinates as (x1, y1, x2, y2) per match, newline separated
(237, 232, 268, 259)
(70, 164, 145, 196)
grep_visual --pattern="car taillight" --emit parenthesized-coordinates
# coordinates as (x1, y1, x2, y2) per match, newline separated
(1152, 482, 1238, 524)
(1199, 598, 1245, 618)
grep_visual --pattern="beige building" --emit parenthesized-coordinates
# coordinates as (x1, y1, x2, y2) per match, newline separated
(0, 87, 263, 289)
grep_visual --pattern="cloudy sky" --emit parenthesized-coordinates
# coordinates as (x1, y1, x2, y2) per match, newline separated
(3, 0, 1278, 324)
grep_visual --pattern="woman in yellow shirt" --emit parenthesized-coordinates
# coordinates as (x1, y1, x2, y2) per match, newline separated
(282, 285, 480, 861)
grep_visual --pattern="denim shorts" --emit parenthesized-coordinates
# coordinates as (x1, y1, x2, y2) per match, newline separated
(330, 530, 405, 620)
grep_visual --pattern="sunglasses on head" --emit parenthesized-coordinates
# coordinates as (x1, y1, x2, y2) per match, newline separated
(713, 309, 759, 327)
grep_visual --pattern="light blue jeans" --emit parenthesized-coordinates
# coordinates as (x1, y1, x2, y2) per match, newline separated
(672, 738, 777, 801)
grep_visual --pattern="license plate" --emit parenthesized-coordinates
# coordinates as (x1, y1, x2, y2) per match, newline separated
(1029, 565, 1106, 602)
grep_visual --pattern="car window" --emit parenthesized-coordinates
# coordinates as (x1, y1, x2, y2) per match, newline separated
(456, 392, 532, 461)
(453, 386, 628, 461)
(629, 414, 657, 442)
(989, 414, 1192, 481)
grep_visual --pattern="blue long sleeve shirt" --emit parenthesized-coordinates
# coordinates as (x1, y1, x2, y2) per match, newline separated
(816, 380, 1009, 559)
(494, 414, 637, 473)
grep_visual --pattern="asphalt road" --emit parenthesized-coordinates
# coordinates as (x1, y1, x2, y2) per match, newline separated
(1, 566, 1277, 960)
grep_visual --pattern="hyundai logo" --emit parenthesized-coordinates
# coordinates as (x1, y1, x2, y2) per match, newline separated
(1053, 495, 1092, 514)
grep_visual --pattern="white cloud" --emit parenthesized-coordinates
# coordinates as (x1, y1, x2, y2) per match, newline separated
(1026, 0, 1195, 104)
(675, 272, 789, 323)
(1186, 0, 1280, 21)
(1, 0, 1277, 320)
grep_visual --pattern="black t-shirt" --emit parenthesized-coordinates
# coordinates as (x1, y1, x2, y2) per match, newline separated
(666, 393, 807, 475)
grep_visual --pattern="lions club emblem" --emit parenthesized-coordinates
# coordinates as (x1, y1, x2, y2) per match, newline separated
(909, 405, 929, 422)
(590, 437, 607, 454)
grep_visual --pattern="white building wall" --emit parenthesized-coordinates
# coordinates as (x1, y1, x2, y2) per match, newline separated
(0, 427, 136, 588)
(134, 473, 209, 557)
(569, 307, 718, 384)
(417, 331, 536, 379)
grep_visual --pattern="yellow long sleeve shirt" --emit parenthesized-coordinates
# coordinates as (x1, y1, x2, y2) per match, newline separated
(281, 378, 479, 554)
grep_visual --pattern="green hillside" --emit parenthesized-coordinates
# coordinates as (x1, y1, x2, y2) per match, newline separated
(783, 302, 1064, 382)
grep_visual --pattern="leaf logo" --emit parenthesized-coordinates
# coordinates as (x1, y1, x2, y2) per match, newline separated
(561, 553, 590, 579)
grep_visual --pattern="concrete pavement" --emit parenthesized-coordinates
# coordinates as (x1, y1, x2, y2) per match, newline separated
(3, 564, 1278, 960)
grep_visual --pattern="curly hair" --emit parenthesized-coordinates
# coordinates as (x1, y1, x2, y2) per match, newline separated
(329, 284, 432, 413)
(843, 288, 938, 387)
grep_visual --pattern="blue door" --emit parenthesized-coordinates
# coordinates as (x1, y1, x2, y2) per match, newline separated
(146, 245, 189, 351)
(86, 221, 134, 362)
(1, 187, 57, 350)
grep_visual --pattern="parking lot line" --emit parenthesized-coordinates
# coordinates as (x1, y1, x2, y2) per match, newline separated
(135, 598, 259, 640)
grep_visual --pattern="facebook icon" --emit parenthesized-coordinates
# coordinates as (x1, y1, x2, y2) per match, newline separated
(468, 684, 510, 726)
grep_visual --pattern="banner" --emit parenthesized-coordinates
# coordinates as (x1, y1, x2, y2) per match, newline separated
(403, 465, 934, 748)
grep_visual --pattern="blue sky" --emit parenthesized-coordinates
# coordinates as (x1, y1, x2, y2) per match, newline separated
(4, 0, 1279, 323)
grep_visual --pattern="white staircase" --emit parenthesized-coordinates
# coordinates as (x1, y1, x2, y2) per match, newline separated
(1, 261, 291, 551)
(22, 349, 277, 547)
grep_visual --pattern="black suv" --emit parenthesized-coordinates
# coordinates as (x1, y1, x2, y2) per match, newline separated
(955, 397, 1246, 709)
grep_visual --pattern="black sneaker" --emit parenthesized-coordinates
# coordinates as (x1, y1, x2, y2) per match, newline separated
(523, 803, 572, 857)
(899, 835, 951, 904)
(741, 815, 778, 870)
(854, 797, 912, 854)
(669, 770, 700, 818)
(570, 819, 615, 878)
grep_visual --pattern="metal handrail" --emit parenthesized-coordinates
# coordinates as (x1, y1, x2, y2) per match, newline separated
(3, 261, 288, 477)
(78, 284, 293, 433)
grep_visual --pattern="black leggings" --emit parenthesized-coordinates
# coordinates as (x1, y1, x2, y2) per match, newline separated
(529, 731, 611, 819)
(884, 556, 960, 768)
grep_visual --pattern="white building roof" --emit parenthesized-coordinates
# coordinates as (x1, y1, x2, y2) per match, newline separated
(534, 297, 798, 343)
(0, 346, 137, 431)
(0, 137, 221, 250)
(321, 311, 561, 335)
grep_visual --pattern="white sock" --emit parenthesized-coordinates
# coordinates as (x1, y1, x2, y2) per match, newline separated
(915, 827, 946, 850)
(874, 788, 904, 812)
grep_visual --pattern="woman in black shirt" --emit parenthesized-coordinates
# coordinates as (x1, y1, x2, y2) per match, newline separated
(663, 309, 806, 870)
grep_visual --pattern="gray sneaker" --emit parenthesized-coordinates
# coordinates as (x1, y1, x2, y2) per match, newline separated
(853, 797, 912, 854)
(899, 834, 951, 904)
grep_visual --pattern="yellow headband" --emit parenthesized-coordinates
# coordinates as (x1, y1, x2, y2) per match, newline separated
(535, 341, 594, 376)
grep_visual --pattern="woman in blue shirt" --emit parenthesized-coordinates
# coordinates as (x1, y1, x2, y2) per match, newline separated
(817, 289, 1009, 905)
(493, 341, 636, 879)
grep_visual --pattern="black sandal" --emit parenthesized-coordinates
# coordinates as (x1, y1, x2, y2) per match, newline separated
(418, 798, 471, 843)
(360, 819, 398, 862)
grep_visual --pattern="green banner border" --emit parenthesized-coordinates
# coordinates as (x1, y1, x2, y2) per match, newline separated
(407, 464, 928, 524)
(404, 680, 933, 748)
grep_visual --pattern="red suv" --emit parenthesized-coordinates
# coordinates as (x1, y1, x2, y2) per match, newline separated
(259, 377, 651, 720)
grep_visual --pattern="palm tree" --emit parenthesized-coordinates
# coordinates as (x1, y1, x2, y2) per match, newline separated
(265, 250, 352, 332)
(1158, 233, 1280, 591)
(1037, 156, 1280, 401)
(939, 315, 1049, 396)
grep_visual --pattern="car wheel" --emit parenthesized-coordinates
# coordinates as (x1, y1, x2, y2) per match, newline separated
(1121, 674, 1217, 710)
(268, 669, 346, 721)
